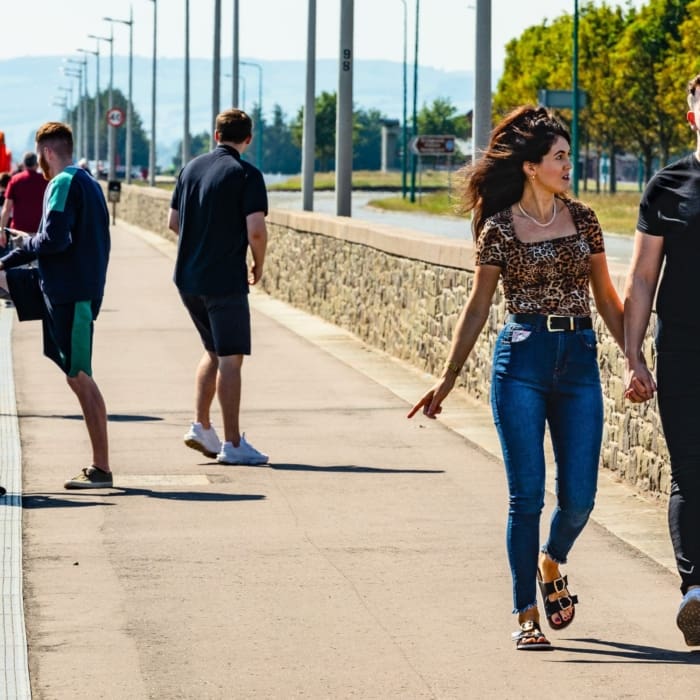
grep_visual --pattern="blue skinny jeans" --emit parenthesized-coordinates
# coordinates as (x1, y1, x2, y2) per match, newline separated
(490, 320, 603, 613)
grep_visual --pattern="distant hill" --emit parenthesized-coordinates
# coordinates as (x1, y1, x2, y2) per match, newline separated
(0, 55, 478, 167)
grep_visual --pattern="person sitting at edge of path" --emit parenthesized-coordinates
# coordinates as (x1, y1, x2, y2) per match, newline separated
(0, 121, 112, 489)
(408, 105, 624, 650)
(0, 151, 49, 244)
(168, 108, 269, 466)
(623, 72, 700, 649)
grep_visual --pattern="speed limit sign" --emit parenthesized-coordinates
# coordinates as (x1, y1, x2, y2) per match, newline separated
(106, 107, 125, 128)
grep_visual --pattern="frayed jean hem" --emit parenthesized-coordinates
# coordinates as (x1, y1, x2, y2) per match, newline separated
(541, 547, 566, 565)
(513, 600, 538, 615)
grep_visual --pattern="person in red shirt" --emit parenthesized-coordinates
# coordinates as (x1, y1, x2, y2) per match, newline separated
(0, 152, 48, 247)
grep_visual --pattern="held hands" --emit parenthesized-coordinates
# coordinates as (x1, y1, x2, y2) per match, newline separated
(407, 373, 456, 419)
(624, 356, 657, 404)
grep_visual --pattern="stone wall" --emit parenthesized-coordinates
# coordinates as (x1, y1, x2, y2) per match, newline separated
(110, 183, 670, 499)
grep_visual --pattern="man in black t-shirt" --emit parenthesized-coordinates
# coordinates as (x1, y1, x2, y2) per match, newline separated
(168, 108, 269, 466)
(624, 73, 700, 648)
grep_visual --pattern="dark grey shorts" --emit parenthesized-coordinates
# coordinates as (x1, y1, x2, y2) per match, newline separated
(180, 292, 251, 356)
(6, 267, 100, 377)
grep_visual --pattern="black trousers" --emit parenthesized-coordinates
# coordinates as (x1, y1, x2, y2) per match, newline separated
(657, 349, 700, 594)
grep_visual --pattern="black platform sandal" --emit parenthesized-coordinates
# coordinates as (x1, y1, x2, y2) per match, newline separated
(513, 619, 552, 651)
(537, 569, 578, 631)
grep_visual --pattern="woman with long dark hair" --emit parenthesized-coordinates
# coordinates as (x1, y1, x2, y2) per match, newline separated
(409, 105, 624, 649)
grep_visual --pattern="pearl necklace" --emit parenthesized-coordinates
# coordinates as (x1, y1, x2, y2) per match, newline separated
(517, 201, 557, 228)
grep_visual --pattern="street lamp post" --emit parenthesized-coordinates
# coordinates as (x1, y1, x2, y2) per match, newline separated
(65, 57, 88, 160)
(57, 85, 74, 133)
(149, 0, 157, 186)
(240, 61, 263, 170)
(409, 0, 419, 203)
(183, 0, 190, 166)
(88, 30, 114, 180)
(399, 0, 408, 199)
(212, 0, 222, 150)
(104, 8, 134, 183)
(232, 0, 240, 107)
(78, 45, 100, 172)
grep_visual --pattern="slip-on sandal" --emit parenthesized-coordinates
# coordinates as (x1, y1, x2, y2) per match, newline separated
(537, 569, 578, 631)
(512, 619, 552, 650)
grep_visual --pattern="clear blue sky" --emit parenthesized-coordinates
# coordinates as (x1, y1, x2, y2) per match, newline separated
(4, 0, 645, 73)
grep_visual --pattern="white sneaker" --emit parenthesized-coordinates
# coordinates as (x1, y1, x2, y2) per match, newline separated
(216, 434, 269, 465)
(184, 422, 222, 458)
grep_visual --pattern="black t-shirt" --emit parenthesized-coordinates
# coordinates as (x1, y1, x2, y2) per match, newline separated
(637, 153, 700, 348)
(170, 144, 268, 295)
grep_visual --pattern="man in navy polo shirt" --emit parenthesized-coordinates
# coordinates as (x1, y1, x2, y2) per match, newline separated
(168, 108, 269, 466)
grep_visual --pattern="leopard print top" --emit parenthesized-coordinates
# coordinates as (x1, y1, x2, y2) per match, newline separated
(475, 197, 604, 315)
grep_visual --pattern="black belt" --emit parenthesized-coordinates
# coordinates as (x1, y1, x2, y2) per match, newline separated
(508, 313, 593, 332)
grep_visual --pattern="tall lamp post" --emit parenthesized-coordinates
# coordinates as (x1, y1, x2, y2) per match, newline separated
(65, 57, 88, 160)
(232, 0, 240, 107)
(78, 46, 100, 171)
(57, 85, 74, 133)
(399, 0, 408, 199)
(88, 30, 114, 179)
(212, 0, 222, 149)
(409, 0, 419, 203)
(183, 0, 190, 166)
(104, 8, 134, 183)
(148, 0, 157, 186)
(241, 60, 263, 170)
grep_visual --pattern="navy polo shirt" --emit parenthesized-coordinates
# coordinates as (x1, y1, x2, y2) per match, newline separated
(171, 144, 268, 296)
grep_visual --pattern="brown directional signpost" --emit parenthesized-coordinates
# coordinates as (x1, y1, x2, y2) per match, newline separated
(409, 134, 457, 202)
(409, 134, 456, 156)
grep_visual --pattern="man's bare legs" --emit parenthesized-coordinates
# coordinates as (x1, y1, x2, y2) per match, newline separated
(217, 355, 243, 446)
(66, 372, 110, 472)
(193, 351, 244, 446)
(194, 351, 218, 430)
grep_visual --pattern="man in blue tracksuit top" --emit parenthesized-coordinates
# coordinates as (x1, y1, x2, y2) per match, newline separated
(0, 121, 112, 490)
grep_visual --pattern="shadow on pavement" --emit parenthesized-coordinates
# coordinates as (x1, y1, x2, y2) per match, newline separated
(6, 413, 164, 422)
(554, 637, 700, 663)
(23, 490, 265, 507)
(270, 463, 444, 474)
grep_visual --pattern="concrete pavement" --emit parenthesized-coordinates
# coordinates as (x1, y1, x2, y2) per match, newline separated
(2, 219, 698, 699)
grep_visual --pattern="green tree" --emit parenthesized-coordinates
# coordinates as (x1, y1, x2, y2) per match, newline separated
(291, 91, 338, 171)
(171, 132, 211, 171)
(263, 104, 301, 174)
(353, 108, 383, 170)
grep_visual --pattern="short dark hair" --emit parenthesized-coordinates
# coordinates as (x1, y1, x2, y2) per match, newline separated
(22, 151, 37, 168)
(0, 171, 10, 188)
(215, 109, 252, 143)
(35, 122, 73, 158)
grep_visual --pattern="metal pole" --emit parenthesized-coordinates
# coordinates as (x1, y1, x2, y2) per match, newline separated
(127, 6, 133, 183)
(302, 0, 316, 211)
(232, 0, 239, 107)
(572, 0, 580, 196)
(77, 47, 99, 168)
(409, 0, 419, 203)
(183, 0, 191, 166)
(472, 0, 492, 163)
(400, 0, 407, 199)
(89, 31, 114, 179)
(212, 0, 221, 149)
(149, 0, 157, 186)
(335, 0, 354, 216)
(104, 10, 134, 182)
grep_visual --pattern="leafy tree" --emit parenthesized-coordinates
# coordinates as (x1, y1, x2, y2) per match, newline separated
(353, 107, 383, 170)
(262, 104, 301, 174)
(291, 91, 338, 171)
(171, 132, 210, 171)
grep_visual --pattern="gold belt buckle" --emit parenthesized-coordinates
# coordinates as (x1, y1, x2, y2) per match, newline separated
(546, 315, 573, 332)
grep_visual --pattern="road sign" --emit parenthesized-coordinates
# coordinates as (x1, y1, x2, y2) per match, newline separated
(409, 134, 456, 156)
(106, 107, 125, 128)
(538, 89, 587, 110)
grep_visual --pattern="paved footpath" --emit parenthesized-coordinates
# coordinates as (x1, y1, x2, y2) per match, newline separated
(2, 220, 699, 699)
